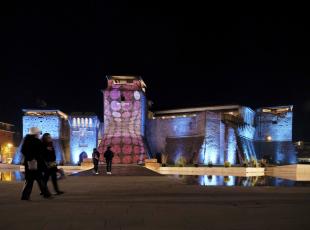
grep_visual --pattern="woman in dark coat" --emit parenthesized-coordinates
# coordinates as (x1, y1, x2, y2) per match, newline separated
(21, 127, 51, 200)
(42, 133, 64, 195)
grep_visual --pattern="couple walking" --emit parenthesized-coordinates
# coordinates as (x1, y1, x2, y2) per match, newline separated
(92, 146, 114, 175)
(21, 127, 64, 200)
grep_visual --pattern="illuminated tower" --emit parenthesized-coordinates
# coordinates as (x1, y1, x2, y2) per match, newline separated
(98, 76, 148, 164)
(13, 110, 69, 164)
(68, 114, 99, 164)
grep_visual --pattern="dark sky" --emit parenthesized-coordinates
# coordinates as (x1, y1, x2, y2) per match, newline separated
(1, 3, 310, 140)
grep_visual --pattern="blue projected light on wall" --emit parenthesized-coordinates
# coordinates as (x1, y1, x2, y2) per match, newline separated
(227, 128, 236, 164)
(14, 113, 64, 164)
(171, 117, 195, 136)
(22, 116, 61, 139)
(201, 143, 219, 165)
(69, 116, 99, 164)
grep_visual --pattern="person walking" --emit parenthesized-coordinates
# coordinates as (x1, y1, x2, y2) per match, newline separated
(92, 148, 100, 174)
(21, 127, 51, 200)
(42, 133, 64, 195)
(104, 146, 114, 175)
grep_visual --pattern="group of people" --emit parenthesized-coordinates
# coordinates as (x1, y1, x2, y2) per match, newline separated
(21, 127, 64, 200)
(92, 146, 114, 175)
(20, 127, 115, 201)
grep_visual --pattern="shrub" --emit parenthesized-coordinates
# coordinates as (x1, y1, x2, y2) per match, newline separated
(208, 161, 213, 167)
(250, 157, 259, 167)
(224, 161, 231, 168)
(161, 153, 168, 167)
(176, 156, 187, 167)
(260, 159, 267, 167)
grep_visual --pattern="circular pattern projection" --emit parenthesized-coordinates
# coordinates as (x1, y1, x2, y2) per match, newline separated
(99, 86, 146, 164)
(134, 91, 140, 100)
(111, 101, 121, 111)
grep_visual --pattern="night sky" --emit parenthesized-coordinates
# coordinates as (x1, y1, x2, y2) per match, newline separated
(1, 3, 310, 140)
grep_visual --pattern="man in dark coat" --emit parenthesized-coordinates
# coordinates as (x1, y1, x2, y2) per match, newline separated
(104, 146, 114, 175)
(92, 148, 100, 174)
(21, 127, 51, 200)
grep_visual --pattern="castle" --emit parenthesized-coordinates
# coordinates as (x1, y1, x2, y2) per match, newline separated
(13, 76, 296, 165)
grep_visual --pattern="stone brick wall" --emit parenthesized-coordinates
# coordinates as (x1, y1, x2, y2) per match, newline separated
(23, 115, 61, 139)
(147, 111, 239, 165)
(255, 111, 293, 141)
(200, 112, 224, 164)
(146, 112, 206, 156)
(14, 114, 67, 164)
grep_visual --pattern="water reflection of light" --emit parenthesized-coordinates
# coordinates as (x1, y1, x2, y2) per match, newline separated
(0, 171, 24, 182)
(0, 171, 12, 181)
(225, 176, 235, 186)
(200, 175, 224, 186)
(14, 171, 23, 181)
(175, 175, 310, 187)
(199, 175, 237, 186)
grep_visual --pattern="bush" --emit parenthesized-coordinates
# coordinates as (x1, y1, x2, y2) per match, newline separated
(161, 153, 168, 167)
(260, 159, 267, 167)
(176, 156, 187, 167)
(250, 158, 259, 167)
(224, 161, 231, 168)
(208, 161, 213, 167)
(243, 161, 249, 167)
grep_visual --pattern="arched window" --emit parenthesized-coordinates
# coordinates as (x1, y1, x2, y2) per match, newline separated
(81, 118, 85, 127)
(73, 118, 77, 127)
(77, 118, 81, 126)
(89, 118, 93, 127)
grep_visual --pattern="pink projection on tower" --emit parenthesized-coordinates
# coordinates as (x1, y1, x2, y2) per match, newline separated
(98, 76, 147, 164)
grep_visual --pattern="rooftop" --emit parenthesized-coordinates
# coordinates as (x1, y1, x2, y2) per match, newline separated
(23, 109, 68, 120)
(154, 105, 244, 116)
(70, 112, 98, 117)
(106, 75, 147, 91)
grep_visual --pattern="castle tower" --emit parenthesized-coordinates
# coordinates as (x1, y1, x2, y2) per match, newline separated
(98, 76, 148, 164)
(68, 113, 99, 164)
(13, 110, 69, 164)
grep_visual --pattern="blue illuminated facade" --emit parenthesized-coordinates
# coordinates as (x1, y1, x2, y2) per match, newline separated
(68, 115, 99, 164)
(147, 105, 296, 165)
(254, 106, 296, 164)
(13, 110, 69, 164)
(13, 77, 296, 166)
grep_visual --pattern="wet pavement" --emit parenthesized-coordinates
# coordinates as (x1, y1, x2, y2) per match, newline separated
(72, 165, 162, 176)
(1, 166, 310, 229)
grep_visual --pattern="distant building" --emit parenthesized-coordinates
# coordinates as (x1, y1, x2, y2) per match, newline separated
(13, 110, 99, 165)
(0, 122, 15, 163)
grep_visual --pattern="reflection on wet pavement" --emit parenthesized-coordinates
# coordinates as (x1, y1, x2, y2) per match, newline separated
(170, 175, 310, 187)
